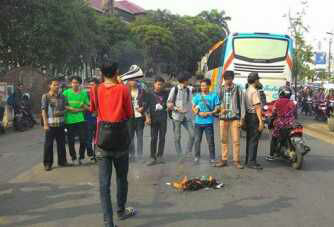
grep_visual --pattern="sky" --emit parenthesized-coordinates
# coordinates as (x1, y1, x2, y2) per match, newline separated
(130, 0, 334, 51)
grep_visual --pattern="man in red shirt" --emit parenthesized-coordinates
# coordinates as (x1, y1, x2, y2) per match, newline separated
(90, 63, 136, 227)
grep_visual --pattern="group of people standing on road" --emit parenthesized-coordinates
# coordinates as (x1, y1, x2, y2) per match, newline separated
(41, 62, 267, 227)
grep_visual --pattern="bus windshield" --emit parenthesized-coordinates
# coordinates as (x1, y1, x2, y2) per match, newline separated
(233, 38, 288, 61)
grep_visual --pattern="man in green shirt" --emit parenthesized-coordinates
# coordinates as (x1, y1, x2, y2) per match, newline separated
(63, 76, 89, 165)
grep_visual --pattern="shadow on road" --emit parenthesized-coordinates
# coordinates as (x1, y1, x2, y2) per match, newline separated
(0, 182, 98, 226)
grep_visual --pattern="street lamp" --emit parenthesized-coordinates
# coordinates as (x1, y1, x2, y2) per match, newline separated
(326, 32, 334, 78)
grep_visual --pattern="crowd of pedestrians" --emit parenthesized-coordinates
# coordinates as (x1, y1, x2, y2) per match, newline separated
(41, 64, 266, 227)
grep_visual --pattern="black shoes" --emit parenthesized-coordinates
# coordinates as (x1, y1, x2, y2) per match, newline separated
(44, 166, 52, 171)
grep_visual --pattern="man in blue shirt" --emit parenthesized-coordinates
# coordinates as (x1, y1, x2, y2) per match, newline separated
(192, 79, 220, 165)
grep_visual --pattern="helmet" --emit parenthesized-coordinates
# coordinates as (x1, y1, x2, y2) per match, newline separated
(279, 87, 292, 98)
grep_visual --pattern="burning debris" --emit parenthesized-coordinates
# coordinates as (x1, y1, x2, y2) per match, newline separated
(166, 176, 224, 191)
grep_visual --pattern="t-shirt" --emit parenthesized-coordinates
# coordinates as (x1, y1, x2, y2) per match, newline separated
(41, 93, 66, 127)
(192, 92, 220, 125)
(90, 83, 133, 123)
(245, 85, 261, 114)
(131, 89, 142, 118)
(63, 89, 89, 124)
(147, 91, 168, 122)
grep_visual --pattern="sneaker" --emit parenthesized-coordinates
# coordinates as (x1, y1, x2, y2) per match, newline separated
(247, 163, 263, 170)
(209, 159, 217, 164)
(193, 157, 200, 165)
(117, 207, 136, 220)
(44, 166, 52, 171)
(146, 159, 157, 166)
(265, 155, 276, 161)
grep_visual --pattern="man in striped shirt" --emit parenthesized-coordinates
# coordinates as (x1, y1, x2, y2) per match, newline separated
(41, 78, 68, 171)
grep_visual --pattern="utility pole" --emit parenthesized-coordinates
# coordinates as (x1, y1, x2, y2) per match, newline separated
(327, 32, 334, 79)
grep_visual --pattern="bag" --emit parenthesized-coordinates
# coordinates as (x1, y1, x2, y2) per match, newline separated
(97, 120, 130, 151)
(94, 85, 130, 152)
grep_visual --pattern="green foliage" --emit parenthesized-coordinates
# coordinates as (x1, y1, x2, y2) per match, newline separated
(0, 2, 230, 77)
(288, 1, 315, 82)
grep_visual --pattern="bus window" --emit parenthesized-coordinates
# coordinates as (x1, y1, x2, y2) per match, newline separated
(233, 38, 288, 63)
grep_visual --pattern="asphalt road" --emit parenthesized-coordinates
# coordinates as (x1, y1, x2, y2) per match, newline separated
(0, 120, 334, 227)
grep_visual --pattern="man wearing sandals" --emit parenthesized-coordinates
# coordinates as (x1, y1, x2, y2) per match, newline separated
(215, 71, 245, 169)
(90, 63, 136, 227)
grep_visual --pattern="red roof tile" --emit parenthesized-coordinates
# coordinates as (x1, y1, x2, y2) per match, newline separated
(114, 0, 145, 15)
(89, 0, 105, 11)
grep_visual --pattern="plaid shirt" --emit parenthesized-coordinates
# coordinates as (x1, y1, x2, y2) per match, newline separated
(220, 84, 243, 120)
(41, 93, 66, 127)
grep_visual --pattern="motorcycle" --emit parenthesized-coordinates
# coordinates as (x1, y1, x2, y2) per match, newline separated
(263, 101, 310, 170)
(316, 101, 328, 122)
(0, 105, 5, 134)
(13, 104, 35, 132)
(304, 96, 313, 116)
(328, 99, 334, 117)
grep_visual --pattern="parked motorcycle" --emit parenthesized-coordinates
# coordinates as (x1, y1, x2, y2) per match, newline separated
(263, 101, 310, 170)
(328, 99, 334, 116)
(13, 105, 34, 132)
(328, 99, 334, 132)
(0, 105, 5, 134)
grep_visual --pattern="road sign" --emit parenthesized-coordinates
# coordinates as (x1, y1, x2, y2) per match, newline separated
(315, 52, 327, 65)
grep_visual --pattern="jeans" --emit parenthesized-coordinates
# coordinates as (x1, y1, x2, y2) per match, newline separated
(128, 117, 145, 157)
(172, 118, 194, 154)
(86, 121, 97, 155)
(150, 117, 167, 159)
(220, 120, 241, 162)
(66, 122, 86, 160)
(245, 113, 262, 165)
(44, 126, 67, 167)
(99, 154, 129, 227)
(194, 124, 216, 160)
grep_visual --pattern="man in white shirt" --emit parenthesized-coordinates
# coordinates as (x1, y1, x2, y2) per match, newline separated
(167, 73, 195, 158)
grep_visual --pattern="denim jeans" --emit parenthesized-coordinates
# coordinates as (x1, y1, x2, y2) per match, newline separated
(99, 154, 129, 227)
(128, 117, 145, 157)
(172, 118, 194, 154)
(194, 124, 216, 160)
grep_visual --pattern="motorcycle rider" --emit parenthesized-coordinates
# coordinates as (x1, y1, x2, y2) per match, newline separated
(266, 87, 297, 161)
(302, 87, 313, 116)
(326, 89, 334, 116)
(316, 88, 326, 120)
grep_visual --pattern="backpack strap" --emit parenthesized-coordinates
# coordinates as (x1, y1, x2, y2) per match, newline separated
(186, 87, 190, 102)
(172, 86, 178, 105)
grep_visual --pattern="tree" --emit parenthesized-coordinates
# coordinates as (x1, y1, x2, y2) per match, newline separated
(0, 0, 100, 76)
(131, 24, 175, 74)
(287, 1, 315, 84)
(198, 9, 231, 37)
